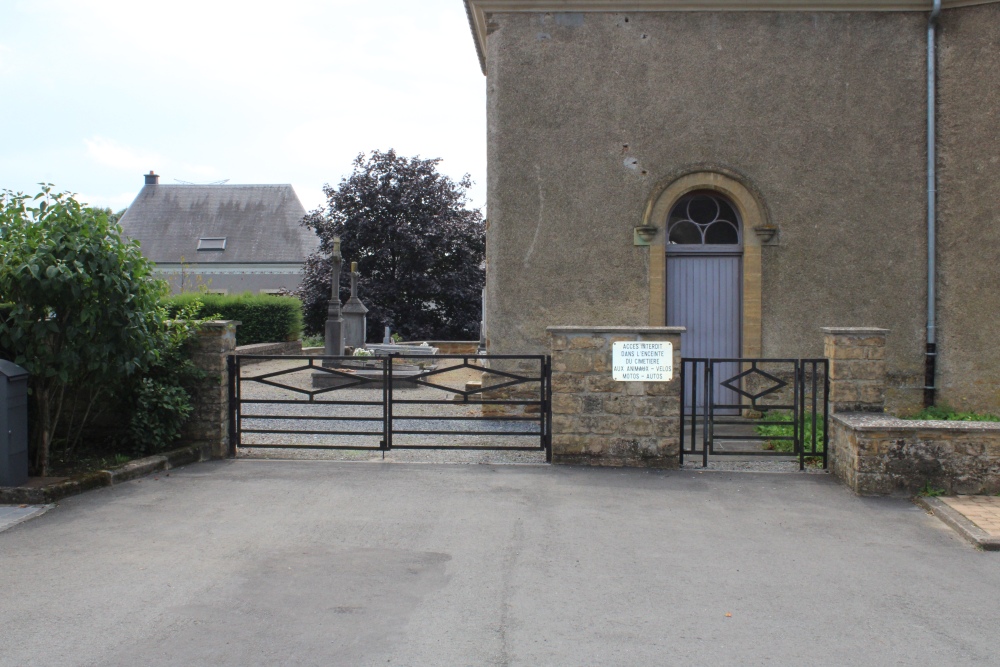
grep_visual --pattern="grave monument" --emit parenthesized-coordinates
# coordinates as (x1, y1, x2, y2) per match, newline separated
(342, 261, 368, 350)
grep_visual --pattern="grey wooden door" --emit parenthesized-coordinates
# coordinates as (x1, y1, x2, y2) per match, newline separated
(667, 253, 742, 412)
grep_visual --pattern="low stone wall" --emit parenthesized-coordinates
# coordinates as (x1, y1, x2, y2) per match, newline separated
(235, 340, 303, 364)
(394, 341, 479, 354)
(547, 326, 683, 468)
(830, 413, 1000, 495)
(426, 341, 479, 355)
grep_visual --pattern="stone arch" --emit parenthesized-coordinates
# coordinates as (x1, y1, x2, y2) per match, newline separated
(644, 168, 767, 358)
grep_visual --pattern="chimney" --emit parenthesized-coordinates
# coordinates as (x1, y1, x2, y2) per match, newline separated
(145, 170, 159, 185)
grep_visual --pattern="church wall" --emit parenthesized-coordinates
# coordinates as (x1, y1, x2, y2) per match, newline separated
(936, 3, 1000, 413)
(485, 10, 929, 413)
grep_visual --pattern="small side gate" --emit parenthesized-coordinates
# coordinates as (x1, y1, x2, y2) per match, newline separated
(680, 358, 829, 470)
(228, 354, 552, 460)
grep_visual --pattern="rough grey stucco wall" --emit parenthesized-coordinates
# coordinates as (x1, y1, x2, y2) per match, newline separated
(937, 4, 1000, 413)
(486, 11, 929, 413)
(159, 270, 304, 295)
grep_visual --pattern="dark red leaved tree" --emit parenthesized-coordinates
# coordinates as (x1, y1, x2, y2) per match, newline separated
(298, 150, 485, 342)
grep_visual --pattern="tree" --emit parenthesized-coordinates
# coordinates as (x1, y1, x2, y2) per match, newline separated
(299, 150, 485, 342)
(0, 186, 168, 475)
(94, 206, 128, 225)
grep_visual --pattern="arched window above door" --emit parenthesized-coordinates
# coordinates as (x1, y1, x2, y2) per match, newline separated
(644, 168, 764, 358)
(667, 191, 742, 247)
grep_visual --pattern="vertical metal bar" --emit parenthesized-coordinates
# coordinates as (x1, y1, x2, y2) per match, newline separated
(381, 355, 389, 452)
(386, 354, 394, 451)
(463, 356, 470, 403)
(545, 355, 553, 463)
(823, 359, 830, 469)
(795, 361, 803, 471)
(704, 360, 712, 468)
(691, 360, 699, 460)
(811, 361, 819, 457)
(538, 356, 545, 453)
(227, 355, 238, 457)
(679, 360, 686, 465)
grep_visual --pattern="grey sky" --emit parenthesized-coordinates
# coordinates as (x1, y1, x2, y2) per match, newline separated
(0, 0, 486, 213)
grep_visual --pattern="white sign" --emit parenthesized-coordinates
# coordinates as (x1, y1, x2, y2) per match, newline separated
(612, 341, 673, 382)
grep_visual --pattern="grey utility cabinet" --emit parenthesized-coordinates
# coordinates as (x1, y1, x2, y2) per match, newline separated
(0, 360, 29, 487)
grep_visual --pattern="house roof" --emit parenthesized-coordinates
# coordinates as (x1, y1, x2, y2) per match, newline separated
(119, 183, 319, 264)
(464, 0, 1000, 74)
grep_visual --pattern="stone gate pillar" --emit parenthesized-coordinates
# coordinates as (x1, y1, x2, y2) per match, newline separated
(546, 326, 684, 467)
(822, 327, 889, 413)
(184, 320, 239, 459)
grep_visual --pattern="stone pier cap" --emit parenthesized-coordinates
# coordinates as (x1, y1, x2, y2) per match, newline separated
(820, 327, 890, 336)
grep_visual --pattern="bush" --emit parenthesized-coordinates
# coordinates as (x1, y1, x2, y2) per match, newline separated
(0, 303, 12, 360)
(164, 292, 303, 346)
(0, 187, 168, 475)
(120, 298, 206, 456)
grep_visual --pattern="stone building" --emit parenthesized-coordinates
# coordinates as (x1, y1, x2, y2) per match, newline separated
(119, 172, 318, 295)
(464, 0, 1000, 414)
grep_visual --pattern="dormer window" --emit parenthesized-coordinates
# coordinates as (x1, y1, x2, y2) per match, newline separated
(197, 237, 227, 251)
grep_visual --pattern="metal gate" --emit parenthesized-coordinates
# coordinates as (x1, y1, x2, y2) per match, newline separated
(680, 358, 829, 470)
(228, 353, 551, 461)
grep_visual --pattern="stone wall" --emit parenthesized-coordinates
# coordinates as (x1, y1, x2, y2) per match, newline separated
(830, 413, 1000, 496)
(235, 340, 303, 365)
(182, 320, 238, 459)
(547, 326, 683, 467)
(424, 341, 480, 355)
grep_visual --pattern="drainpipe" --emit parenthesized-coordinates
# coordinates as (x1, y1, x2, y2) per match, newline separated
(925, 0, 941, 408)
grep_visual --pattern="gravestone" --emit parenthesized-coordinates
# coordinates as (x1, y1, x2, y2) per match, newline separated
(342, 262, 369, 350)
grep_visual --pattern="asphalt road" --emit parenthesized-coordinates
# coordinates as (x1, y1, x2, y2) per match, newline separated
(1, 460, 997, 666)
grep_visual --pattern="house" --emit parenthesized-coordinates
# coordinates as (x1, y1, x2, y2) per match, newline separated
(119, 172, 319, 295)
(464, 0, 1000, 414)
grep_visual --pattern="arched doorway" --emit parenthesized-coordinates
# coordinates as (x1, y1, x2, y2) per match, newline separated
(665, 191, 743, 411)
(666, 191, 743, 358)
(644, 168, 765, 360)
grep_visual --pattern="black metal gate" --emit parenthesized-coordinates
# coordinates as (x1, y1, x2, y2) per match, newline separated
(228, 354, 551, 461)
(680, 358, 829, 470)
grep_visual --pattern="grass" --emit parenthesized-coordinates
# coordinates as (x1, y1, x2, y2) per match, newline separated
(917, 482, 947, 497)
(302, 335, 324, 348)
(903, 405, 1000, 422)
(755, 411, 825, 456)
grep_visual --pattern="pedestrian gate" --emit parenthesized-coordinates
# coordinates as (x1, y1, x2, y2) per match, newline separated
(680, 358, 829, 470)
(228, 354, 551, 460)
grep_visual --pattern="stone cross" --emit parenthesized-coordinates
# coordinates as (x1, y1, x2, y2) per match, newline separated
(350, 261, 359, 299)
(324, 236, 345, 356)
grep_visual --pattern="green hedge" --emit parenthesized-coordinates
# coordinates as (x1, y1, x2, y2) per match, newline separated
(164, 292, 303, 346)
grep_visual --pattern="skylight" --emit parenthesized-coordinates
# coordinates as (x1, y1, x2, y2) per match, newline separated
(197, 237, 227, 251)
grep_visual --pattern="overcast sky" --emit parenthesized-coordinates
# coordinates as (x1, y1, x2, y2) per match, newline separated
(0, 0, 487, 214)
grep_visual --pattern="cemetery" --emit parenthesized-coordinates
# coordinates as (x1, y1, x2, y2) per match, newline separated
(5, 4, 1000, 665)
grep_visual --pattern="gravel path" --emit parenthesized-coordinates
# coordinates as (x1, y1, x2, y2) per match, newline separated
(235, 357, 548, 464)
(681, 458, 830, 473)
